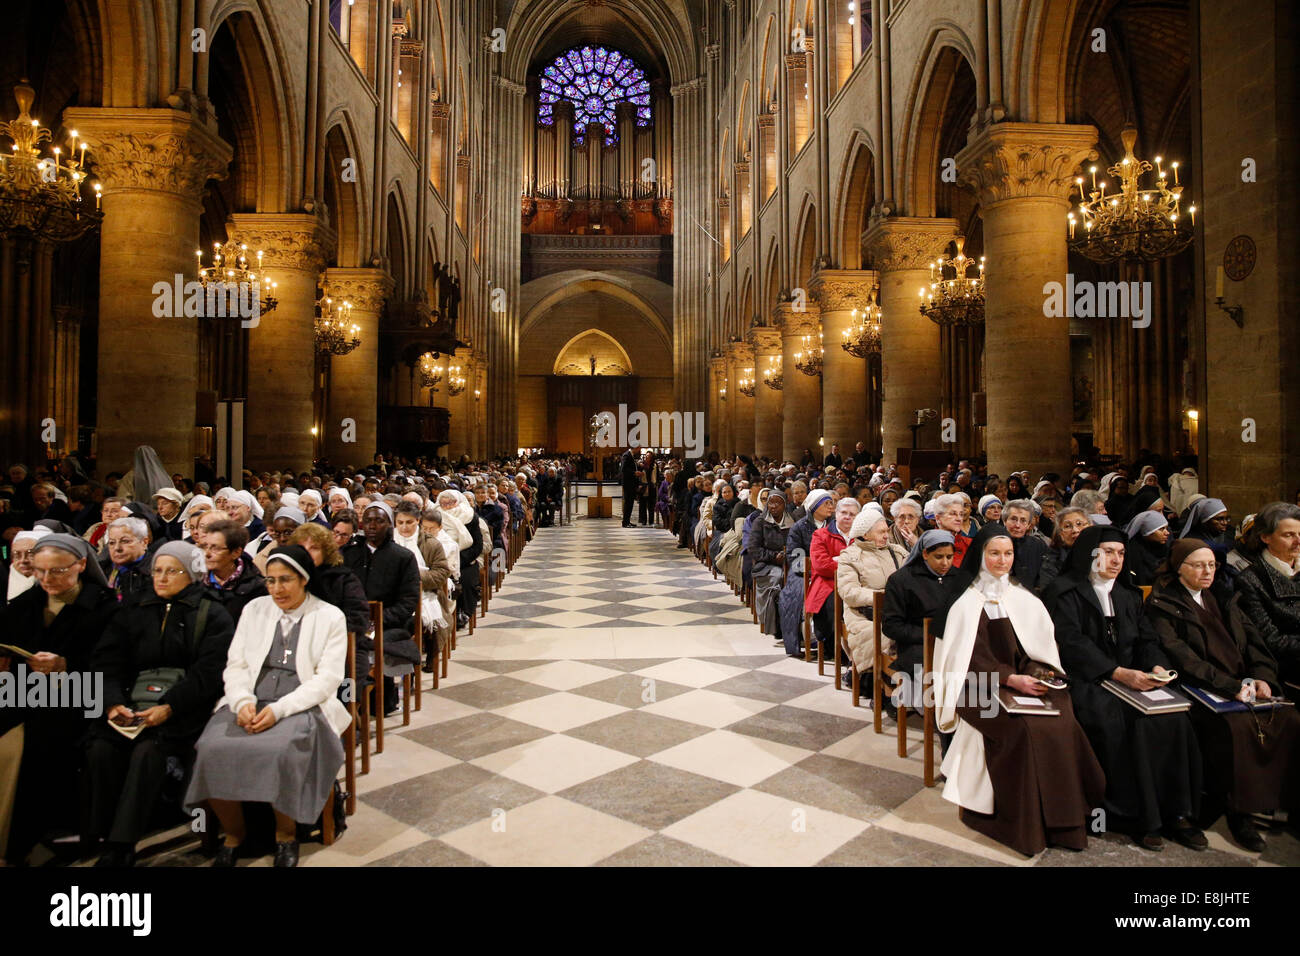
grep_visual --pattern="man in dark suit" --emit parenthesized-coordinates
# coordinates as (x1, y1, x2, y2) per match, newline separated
(620, 447, 640, 527)
(824, 444, 843, 469)
(342, 502, 420, 715)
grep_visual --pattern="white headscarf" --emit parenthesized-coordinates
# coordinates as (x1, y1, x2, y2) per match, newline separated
(7, 527, 52, 601)
(233, 489, 263, 519)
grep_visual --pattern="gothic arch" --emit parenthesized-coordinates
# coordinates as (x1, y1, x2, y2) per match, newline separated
(832, 130, 875, 268)
(551, 328, 635, 375)
(322, 114, 367, 268)
(899, 28, 978, 218)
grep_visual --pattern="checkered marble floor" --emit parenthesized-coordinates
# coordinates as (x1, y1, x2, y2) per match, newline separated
(133, 520, 1299, 867)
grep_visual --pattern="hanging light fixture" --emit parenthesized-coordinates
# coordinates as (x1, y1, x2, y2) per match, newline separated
(718, 382, 728, 402)
(314, 296, 360, 355)
(762, 355, 784, 390)
(738, 367, 756, 397)
(841, 285, 884, 355)
(0, 80, 102, 242)
(1067, 126, 1195, 263)
(919, 236, 985, 327)
(794, 332, 823, 377)
(419, 351, 443, 390)
(197, 240, 279, 317)
(447, 363, 467, 396)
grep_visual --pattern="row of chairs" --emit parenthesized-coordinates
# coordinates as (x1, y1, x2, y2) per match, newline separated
(694, 520, 940, 786)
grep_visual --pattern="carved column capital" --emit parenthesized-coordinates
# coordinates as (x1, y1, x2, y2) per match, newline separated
(746, 326, 782, 355)
(955, 122, 1099, 208)
(808, 269, 878, 312)
(64, 107, 232, 204)
(226, 212, 336, 275)
(773, 301, 821, 337)
(724, 341, 755, 370)
(321, 267, 394, 312)
(785, 53, 810, 72)
(862, 216, 961, 271)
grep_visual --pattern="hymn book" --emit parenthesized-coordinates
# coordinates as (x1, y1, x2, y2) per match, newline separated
(997, 687, 1061, 716)
(1101, 679, 1192, 714)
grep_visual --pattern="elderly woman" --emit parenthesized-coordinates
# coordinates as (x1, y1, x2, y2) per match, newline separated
(327, 488, 353, 522)
(1124, 510, 1171, 587)
(888, 497, 922, 551)
(932, 526, 1106, 856)
(1004, 500, 1048, 590)
(185, 544, 349, 868)
(104, 516, 154, 606)
(290, 522, 370, 701)
(393, 500, 452, 671)
(1036, 506, 1092, 594)
(779, 489, 836, 656)
(693, 479, 723, 555)
(1043, 527, 1205, 851)
(807, 497, 862, 658)
(298, 490, 329, 528)
(0, 535, 119, 865)
(708, 482, 739, 566)
(836, 507, 908, 676)
(5, 527, 51, 604)
(932, 494, 971, 567)
(750, 491, 794, 644)
(977, 495, 1003, 527)
(179, 494, 214, 542)
(1145, 538, 1300, 852)
(85, 541, 235, 867)
(222, 490, 266, 540)
(1234, 502, 1300, 685)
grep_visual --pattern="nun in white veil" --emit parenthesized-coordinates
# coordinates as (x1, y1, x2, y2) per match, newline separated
(932, 524, 1105, 856)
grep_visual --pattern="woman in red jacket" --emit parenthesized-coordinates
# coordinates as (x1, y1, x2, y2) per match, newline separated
(934, 494, 972, 567)
(806, 497, 863, 655)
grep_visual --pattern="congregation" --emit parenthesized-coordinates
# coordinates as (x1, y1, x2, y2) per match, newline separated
(2, 442, 1298, 865)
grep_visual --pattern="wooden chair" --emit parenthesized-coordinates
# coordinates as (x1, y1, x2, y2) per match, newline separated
(1140, 584, 1152, 600)
(833, 589, 861, 702)
(872, 591, 891, 732)
(873, 609, 939, 787)
(383, 597, 419, 728)
(801, 561, 825, 674)
(367, 600, 387, 754)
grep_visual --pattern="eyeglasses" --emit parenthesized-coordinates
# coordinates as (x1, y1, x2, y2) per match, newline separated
(32, 565, 77, 578)
(152, 567, 188, 578)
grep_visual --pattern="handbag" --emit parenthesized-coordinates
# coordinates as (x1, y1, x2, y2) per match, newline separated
(128, 598, 211, 709)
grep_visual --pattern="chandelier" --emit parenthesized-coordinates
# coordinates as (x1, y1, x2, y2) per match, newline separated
(737, 368, 756, 398)
(447, 363, 467, 396)
(794, 332, 823, 377)
(718, 382, 728, 402)
(197, 240, 278, 316)
(1067, 126, 1195, 264)
(419, 352, 443, 390)
(314, 296, 360, 355)
(0, 80, 102, 242)
(841, 286, 884, 355)
(762, 355, 783, 390)
(919, 236, 985, 327)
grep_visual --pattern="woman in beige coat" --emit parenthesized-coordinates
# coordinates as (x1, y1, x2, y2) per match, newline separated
(836, 506, 908, 673)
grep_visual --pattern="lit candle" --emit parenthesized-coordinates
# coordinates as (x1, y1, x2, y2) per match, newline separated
(1188, 204, 1196, 226)
(1215, 266, 1224, 300)
(1171, 161, 1179, 185)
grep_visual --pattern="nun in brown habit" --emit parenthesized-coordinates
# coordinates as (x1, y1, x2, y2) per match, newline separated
(932, 525, 1106, 857)
(1145, 537, 1300, 853)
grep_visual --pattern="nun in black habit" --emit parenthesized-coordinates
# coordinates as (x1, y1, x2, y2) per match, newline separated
(1042, 526, 1205, 850)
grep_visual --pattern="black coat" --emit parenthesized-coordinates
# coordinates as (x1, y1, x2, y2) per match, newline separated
(0, 581, 119, 740)
(1145, 579, 1280, 698)
(1234, 559, 1300, 679)
(1045, 575, 1168, 684)
(1126, 536, 1167, 588)
(750, 517, 790, 570)
(1011, 533, 1048, 590)
(91, 583, 235, 741)
(477, 501, 504, 550)
(342, 536, 419, 633)
(206, 558, 267, 627)
(102, 555, 154, 607)
(619, 451, 639, 490)
(882, 559, 952, 674)
(310, 563, 371, 636)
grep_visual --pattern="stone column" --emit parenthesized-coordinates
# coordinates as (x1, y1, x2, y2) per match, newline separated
(429, 100, 450, 193)
(708, 353, 728, 455)
(447, 355, 471, 457)
(775, 301, 822, 462)
(862, 217, 959, 461)
(320, 267, 392, 468)
(725, 341, 755, 456)
(227, 212, 336, 474)
(957, 123, 1098, 479)
(757, 113, 777, 202)
(785, 53, 811, 154)
(747, 326, 783, 459)
(735, 161, 752, 237)
(810, 269, 877, 456)
(65, 108, 231, 476)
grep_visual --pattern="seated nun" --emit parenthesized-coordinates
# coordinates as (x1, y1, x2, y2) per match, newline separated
(882, 530, 956, 707)
(1233, 502, 1300, 685)
(184, 545, 349, 868)
(1123, 510, 1171, 587)
(836, 506, 908, 677)
(1145, 538, 1300, 853)
(5, 527, 51, 605)
(85, 541, 236, 867)
(749, 490, 793, 644)
(0, 534, 119, 865)
(1043, 527, 1205, 851)
(932, 525, 1106, 856)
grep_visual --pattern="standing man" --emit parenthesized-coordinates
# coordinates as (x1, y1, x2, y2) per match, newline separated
(620, 446, 640, 527)
(638, 450, 658, 526)
(824, 444, 844, 470)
